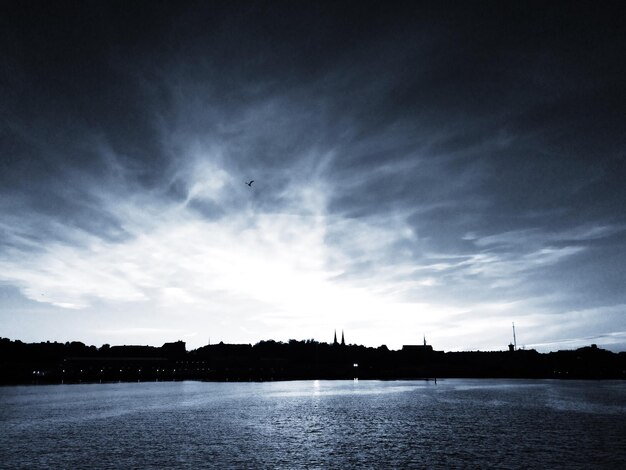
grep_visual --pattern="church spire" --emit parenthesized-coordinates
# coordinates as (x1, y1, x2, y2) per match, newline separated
(341, 330, 345, 346)
(333, 330, 338, 345)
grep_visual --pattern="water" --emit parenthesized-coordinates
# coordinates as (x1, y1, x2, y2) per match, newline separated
(1, 379, 624, 469)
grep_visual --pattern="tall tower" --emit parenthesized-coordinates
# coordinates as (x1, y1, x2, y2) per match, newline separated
(333, 330, 338, 345)
(341, 330, 345, 346)
(423, 335, 427, 347)
(512, 322, 517, 351)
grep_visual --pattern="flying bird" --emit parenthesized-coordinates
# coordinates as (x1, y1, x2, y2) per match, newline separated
(245, 180, 254, 187)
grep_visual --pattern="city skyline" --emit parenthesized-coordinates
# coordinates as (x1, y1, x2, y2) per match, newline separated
(1, 2, 625, 352)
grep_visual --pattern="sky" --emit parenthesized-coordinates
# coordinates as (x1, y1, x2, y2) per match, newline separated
(1, 1, 625, 352)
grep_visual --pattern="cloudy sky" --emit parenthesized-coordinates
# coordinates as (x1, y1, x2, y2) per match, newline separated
(1, 1, 625, 351)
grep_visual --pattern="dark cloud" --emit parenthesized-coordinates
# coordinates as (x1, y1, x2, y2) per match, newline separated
(1, 1, 625, 349)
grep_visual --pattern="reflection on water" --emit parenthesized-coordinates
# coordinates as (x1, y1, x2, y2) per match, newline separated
(0, 379, 624, 468)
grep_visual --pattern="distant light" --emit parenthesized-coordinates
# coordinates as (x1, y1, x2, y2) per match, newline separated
(353, 363, 359, 367)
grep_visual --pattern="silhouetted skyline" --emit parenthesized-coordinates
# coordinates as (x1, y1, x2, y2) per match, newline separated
(1, 2, 625, 352)
(2, 335, 624, 385)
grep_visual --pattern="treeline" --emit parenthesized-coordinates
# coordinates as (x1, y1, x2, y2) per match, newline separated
(0, 337, 624, 385)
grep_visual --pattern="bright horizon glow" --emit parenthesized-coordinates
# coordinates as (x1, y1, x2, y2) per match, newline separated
(1, 152, 624, 352)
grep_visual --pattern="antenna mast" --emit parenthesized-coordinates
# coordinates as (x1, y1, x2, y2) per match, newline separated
(512, 322, 517, 351)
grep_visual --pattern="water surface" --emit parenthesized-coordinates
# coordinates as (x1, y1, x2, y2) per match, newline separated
(1, 379, 624, 468)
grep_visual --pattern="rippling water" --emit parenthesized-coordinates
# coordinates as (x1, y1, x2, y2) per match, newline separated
(1, 379, 624, 469)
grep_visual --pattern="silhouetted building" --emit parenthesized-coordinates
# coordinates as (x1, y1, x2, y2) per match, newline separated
(402, 344, 434, 354)
(162, 340, 186, 358)
(333, 330, 338, 346)
(341, 330, 345, 346)
(402, 335, 433, 355)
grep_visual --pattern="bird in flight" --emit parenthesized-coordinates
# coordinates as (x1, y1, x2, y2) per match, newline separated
(245, 180, 254, 187)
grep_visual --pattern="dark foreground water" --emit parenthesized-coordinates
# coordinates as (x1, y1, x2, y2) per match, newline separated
(1, 379, 624, 469)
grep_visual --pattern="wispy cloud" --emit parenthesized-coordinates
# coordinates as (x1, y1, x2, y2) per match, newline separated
(1, 2, 625, 350)
(0, 146, 615, 350)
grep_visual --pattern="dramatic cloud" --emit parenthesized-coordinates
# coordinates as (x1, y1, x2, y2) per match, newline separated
(1, 2, 624, 350)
